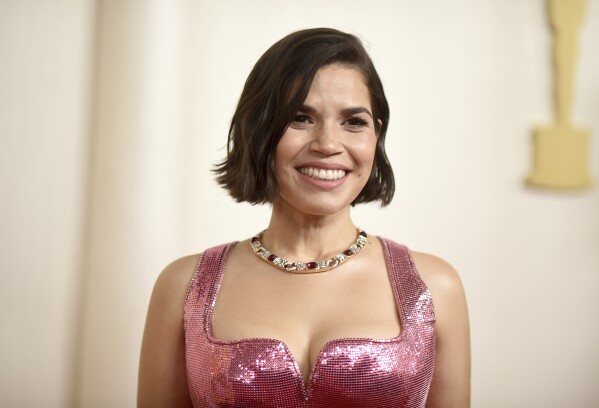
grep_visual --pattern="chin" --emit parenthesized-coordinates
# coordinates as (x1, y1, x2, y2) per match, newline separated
(278, 195, 354, 217)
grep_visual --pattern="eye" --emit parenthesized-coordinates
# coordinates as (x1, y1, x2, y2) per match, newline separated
(290, 114, 313, 128)
(294, 114, 312, 123)
(343, 116, 370, 130)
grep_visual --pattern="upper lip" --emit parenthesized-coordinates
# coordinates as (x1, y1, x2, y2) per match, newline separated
(296, 162, 351, 171)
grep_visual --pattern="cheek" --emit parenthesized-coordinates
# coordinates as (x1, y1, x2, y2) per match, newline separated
(354, 137, 377, 166)
(275, 131, 306, 167)
(274, 140, 298, 181)
(274, 145, 289, 173)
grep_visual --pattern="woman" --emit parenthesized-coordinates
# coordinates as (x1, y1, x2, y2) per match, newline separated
(138, 28, 470, 407)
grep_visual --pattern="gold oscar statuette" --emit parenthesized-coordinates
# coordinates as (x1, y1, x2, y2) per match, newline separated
(527, 0, 593, 189)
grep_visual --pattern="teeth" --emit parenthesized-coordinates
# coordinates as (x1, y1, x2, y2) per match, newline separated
(299, 167, 347, 181)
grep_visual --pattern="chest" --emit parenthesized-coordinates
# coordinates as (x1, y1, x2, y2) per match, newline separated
(184, 240, 436, 407)
(211, 250, 401, 384)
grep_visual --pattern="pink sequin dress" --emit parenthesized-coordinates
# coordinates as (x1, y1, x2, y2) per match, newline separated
(184, 238, 436, 407)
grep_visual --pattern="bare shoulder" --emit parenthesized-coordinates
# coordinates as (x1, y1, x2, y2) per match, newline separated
(411, 251, 471, 407)
(138, 253, 202, 407)
(143, 251, 203, 342)
(410, 251, 465, 303)
(409, 251, 469, 333)
(153, 253, 202, 302)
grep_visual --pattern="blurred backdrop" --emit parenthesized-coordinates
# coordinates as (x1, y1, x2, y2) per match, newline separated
(1, 1, 598, 407)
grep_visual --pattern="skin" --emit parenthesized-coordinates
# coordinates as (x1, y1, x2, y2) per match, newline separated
(138, 65, 470, 407)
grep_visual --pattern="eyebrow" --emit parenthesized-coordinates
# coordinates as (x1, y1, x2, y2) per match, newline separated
(298, 104, 374, 119)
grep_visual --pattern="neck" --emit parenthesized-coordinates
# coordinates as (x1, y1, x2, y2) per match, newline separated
(261, 201, 358, 261)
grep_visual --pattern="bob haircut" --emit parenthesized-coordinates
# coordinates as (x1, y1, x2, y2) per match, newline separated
(214, 27, 395, 206)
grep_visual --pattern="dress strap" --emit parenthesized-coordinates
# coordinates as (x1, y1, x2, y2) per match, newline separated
(184, 242, 235, 333)
(380, 238, 436, 326)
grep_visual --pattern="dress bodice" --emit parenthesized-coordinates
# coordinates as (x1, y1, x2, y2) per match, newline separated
(184, 238, 436, 407)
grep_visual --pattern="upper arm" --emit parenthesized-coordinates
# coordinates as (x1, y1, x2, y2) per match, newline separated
(412, 252, 471, 408)
(137, 254, 201, 408)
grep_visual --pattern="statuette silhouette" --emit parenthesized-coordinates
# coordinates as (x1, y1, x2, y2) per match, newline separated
(527, 0, 593, 189)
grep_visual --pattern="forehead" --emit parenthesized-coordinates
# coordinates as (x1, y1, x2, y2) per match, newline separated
(303, 65, 371, 107)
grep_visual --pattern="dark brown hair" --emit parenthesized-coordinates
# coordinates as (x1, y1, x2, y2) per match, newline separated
(214, 28, 395, 206)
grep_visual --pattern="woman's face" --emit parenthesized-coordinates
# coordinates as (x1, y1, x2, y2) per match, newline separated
(274, 64, 377, 216)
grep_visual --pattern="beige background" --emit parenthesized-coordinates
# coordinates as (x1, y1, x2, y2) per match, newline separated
(1, 1, 598, 407)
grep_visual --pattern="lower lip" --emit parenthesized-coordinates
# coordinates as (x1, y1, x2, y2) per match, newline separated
(297, 170, 349, 190)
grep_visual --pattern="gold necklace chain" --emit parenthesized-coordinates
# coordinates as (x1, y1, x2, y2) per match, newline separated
(250, 228, 368, 274)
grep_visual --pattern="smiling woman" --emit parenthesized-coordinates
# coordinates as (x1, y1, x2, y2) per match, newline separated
(138, 28, 470, 408)
(275, 65, 378, 216)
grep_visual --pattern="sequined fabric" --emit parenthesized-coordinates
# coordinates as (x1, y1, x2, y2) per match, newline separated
(184, 238, 436, 407)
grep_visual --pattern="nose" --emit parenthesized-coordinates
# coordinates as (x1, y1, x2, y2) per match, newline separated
(309, 122, 343, 156)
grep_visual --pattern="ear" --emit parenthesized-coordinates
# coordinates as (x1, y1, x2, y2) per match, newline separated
(376, 119, 383, 135)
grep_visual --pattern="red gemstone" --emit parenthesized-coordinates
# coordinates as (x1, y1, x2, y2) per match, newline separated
(343, 249, 354, 256)
(307, 262, 317, 269)
(360, 231, 367, 237)
(251, 237, 259, 243)
(268, 254, 277, 261)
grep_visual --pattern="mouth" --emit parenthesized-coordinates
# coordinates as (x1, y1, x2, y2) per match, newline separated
(298, 167, 348, 181)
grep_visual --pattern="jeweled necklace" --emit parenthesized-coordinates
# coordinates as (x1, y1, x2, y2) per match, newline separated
(250, 228, 368, 274)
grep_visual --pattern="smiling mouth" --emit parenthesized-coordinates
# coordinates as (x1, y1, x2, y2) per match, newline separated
(298, 167, 347, 181)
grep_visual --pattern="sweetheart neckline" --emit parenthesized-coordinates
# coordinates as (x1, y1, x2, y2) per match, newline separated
(204, 330, 408, 398)
(202, 237, 409, 398)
